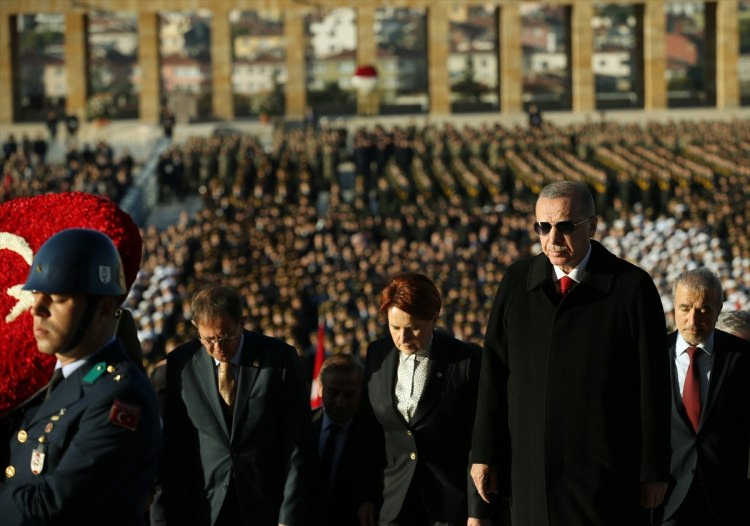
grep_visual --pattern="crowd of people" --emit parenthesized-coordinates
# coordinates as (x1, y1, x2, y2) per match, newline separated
(1, 134, 748, 523)
(117, 117, 750, 377)
(1, 133, 137, 204)
(4, 116, 750, 373)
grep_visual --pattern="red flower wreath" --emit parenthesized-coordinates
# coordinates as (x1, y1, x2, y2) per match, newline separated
(0, 192, 142, 416)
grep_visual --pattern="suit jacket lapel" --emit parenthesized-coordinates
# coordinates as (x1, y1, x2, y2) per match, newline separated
(188, 348, 228, 436)
(701, 330, 733, 421)
(28, 344, 121, 425)
(410, 333, 448, 427)
(232, 331, 261, 436)
(311, 408, 324, 451)
(28, 371, 83, 426)
(375, 346, 400, 422)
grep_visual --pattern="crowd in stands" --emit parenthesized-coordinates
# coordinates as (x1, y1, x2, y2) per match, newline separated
(1, 134, 136, 204)
(5, 117, 750, 377)
(127, 117, 750, 376)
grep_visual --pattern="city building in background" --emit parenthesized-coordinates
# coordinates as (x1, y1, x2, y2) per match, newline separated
(0, 0, 748, 127)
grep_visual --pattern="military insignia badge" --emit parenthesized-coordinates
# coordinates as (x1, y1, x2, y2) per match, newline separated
(108, 399, 141, 431)
(98, 265, 111, 285)
(30, 445, 46, 475)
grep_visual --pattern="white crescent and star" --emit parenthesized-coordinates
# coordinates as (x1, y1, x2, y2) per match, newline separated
(0, 232, 34, 323)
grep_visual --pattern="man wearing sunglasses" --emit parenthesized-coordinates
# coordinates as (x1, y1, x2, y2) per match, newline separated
(471, 181, 671, 526)
(151, 285, 312, 526)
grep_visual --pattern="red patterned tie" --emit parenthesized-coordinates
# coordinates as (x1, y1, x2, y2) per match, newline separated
(560, 275, 573, 296)
(683, 346, 701, 431)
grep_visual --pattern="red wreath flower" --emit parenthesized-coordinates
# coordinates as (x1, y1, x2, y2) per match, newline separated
(0, 192, 142, 416)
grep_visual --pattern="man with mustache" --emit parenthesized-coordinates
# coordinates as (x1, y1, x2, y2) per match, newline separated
(471, 180, 671, 526)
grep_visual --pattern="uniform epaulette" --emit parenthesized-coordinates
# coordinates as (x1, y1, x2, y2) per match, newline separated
(83, 362, 112, 384)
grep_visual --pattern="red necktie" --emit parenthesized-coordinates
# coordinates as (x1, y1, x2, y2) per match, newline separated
(683, 346, 702, 431)
(559, 276, 574, 296)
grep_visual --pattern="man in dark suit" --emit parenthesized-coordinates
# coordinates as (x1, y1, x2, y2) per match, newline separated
(0, 228, 161, 525)
(312, 353, 364, 526)
(151, 286, 312, 526)
(660, 269, 750, 525)
(358, 272, 490, 526)
(471, 181, 671, 526)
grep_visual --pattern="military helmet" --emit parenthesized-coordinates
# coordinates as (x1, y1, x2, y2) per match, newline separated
(24, 228, 127, 296)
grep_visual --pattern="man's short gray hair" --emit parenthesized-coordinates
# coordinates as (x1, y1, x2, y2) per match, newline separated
(672, 268, 723, 309)
(716, 310, 750, 336)
(538, 181, 595, 217)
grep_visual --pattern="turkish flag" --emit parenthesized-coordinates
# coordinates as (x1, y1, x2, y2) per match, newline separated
(310, 322, 325, 409)
(108, 398, 142, 431)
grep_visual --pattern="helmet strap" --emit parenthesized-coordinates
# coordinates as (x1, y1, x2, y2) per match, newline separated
(60, 296, 101, 355)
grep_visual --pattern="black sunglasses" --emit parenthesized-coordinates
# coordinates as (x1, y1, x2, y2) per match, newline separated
(534, 217, 591, 236)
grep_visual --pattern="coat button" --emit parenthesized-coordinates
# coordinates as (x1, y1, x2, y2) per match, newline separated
(410, 452, 416, 460)
(5, 466, 15, 478)
(17, 430, 27, 443)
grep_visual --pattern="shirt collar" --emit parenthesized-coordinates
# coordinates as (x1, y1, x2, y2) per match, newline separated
(57, 336, 117, 377)
(676, 331, 714, 357)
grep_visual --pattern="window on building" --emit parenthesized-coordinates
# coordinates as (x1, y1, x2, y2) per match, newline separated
(521, 3, 572, 111)
(159, 9, 213, 121)
(449, 5, 499, 114)
(666, 2, 711, 108)
(87, 11, 139, 121)
(305, 7, 357, 116)
(375, 7, 429, 115)
(15, 13, 65, 122)
(740, 3, 750, 105)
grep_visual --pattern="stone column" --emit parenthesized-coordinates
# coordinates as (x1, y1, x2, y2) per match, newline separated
(571, 2, 594, 112)
(0, 12, 16, 126)
(427, 4, 450, 115)
(356, 7, 379, 116)
(64, 13, 89, 122)
(500, 3, 522, 113)
(642, 0, 667, 110)
(715, 0, 739, 108)
(211, 7, 234, 120)
(285, 8, 306, 120)
(138, 12, 161, 124)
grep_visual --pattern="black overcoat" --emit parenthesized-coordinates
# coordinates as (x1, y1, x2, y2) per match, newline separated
(472, 240, 671, 526)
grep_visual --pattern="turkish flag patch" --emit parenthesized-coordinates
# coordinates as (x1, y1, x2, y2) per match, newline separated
(108, 399, 141, 431)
